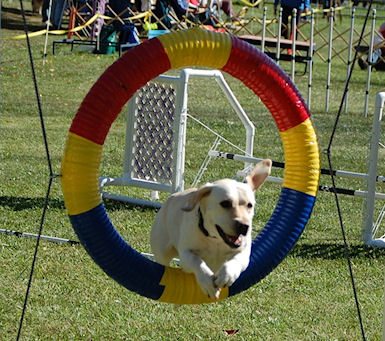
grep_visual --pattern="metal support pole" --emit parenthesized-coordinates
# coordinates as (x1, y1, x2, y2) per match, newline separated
(276, 8, 283, 65)
(43, 0, 53, 62)
(325, 8, 334, 113)
(344, 8, 355, 113)
(364, 9, 376, 118)
(290, 8, 297, 81)
(261, 7, 267, 54)
(307, 9, 315, 108)
(275, 7, 282, 65)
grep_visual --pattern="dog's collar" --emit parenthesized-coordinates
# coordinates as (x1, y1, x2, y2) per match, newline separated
(198, 207, 209, 237)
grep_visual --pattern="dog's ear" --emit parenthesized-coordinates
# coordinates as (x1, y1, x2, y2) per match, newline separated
(245, 159, 272, 191)
(181, 184, 213, 212)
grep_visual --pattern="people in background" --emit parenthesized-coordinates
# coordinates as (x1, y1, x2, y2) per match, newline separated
(151, 0, 238, 29)
(152, 0, 189, 28)
(274, 0, 310, 39)
(358, 22, 385, 71)
(41, 0, 66, 29)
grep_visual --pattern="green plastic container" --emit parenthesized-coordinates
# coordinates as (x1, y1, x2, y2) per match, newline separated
(97, 26, 118, 55)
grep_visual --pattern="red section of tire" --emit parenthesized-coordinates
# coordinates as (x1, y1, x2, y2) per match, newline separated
(69, 38, 171, 145)
(222, 36, 310, 132)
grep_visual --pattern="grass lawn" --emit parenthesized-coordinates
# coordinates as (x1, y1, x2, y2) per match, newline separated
(2, 1, 385, 340)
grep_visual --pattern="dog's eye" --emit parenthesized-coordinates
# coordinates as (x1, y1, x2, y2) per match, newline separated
(220, 200, 232, 209)
(247, 202, 253, 209)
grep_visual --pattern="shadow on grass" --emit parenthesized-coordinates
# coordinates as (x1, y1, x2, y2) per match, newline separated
(104, 199, 159, 212)
(2, 196, 382, 259)
(0, 196, 65, 210)
(0, 196, 157, 212)
(291, 241, 385, 260)
(1, 6, 46, 31)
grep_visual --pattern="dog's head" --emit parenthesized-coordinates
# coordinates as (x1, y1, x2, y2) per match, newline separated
(182, 159, 272, 248)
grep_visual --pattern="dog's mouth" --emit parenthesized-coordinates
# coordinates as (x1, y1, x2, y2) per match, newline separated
(216, 225, 242, 248)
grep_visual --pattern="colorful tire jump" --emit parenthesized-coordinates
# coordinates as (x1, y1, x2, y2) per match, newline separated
(61, 28, 320, 304)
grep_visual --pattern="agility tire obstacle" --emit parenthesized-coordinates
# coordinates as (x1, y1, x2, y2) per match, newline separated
(61, 28, 320, 304)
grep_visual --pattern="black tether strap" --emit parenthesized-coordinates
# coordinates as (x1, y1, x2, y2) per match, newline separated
(324, 3, 375, 340)
(16, 1, 59, 339)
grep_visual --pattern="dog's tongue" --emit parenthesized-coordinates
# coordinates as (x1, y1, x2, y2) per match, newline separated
(228, 234, 242, 246)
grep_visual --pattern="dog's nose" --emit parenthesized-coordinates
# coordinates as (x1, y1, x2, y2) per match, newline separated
(235, 222, 249, 236)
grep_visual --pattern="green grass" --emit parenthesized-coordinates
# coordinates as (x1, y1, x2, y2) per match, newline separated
(2, 1, 385, 340)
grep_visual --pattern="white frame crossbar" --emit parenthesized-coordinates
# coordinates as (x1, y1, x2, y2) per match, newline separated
(209, 150, 385, 199)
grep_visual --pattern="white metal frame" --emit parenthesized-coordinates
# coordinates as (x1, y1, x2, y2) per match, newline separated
(362, 92, 385, 247)
(100, 68, 255, 206)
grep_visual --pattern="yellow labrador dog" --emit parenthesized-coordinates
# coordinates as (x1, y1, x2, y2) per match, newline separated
(150, 159, 272, 299)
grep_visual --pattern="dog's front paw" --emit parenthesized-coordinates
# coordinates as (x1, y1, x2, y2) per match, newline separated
(196, 272, 221, 299)
(214, 261, 242, 288)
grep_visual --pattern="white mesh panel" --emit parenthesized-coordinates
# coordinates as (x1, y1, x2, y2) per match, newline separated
(131, 82, 176, 185)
